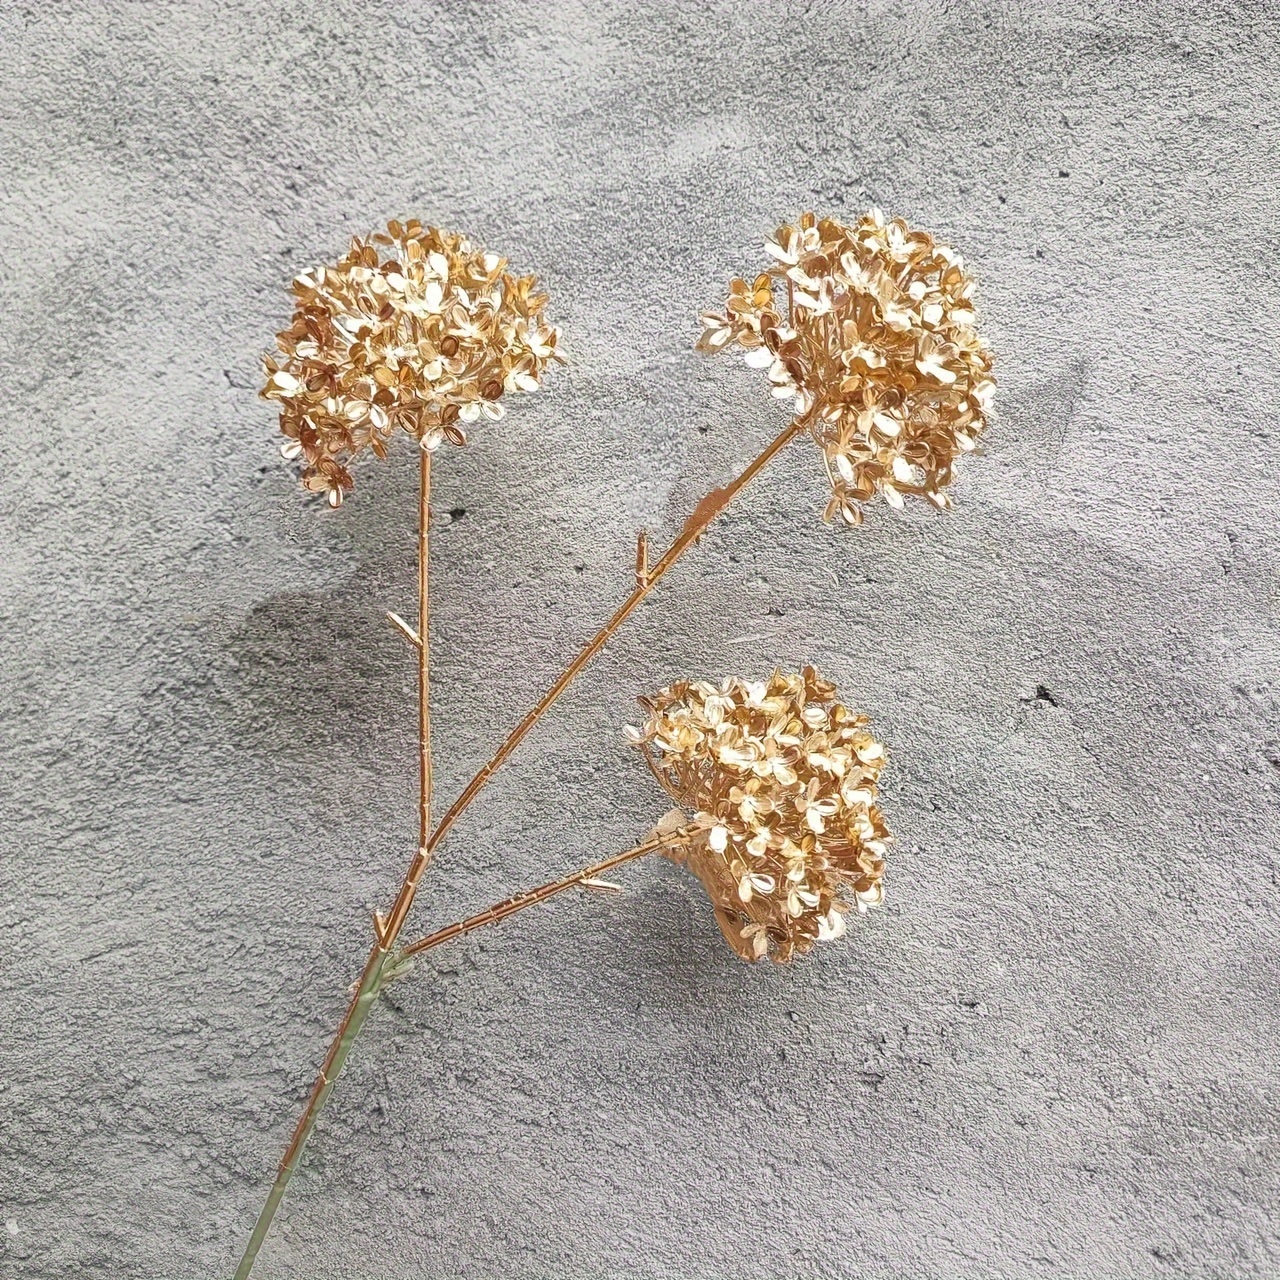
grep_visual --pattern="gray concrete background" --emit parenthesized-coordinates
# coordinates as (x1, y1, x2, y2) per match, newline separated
(2, 2, 1278, 1277)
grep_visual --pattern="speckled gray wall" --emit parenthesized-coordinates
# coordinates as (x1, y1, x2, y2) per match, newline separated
(2, 2, 1278, 1277)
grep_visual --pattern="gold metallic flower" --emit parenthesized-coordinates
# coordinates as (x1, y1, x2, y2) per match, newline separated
(262, 219, 562, 505)
(697, 210, 995, 525)
(628, 667, 890, 963)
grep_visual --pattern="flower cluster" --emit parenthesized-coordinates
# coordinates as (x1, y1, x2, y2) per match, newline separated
(262, 220, 561, 505)
(629, 668, 890, 963)
(697, 210, 995, 525)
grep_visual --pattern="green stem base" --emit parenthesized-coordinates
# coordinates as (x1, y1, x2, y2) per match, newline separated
(232, 952, 388, 1279)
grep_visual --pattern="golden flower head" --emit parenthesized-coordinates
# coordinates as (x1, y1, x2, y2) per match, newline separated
(628, 667, 890, 964)
(697, 210, 995, 525)
(262, 219, 562, 505)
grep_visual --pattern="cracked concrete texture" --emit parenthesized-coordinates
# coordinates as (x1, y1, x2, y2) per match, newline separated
(2, 2, 1278, 1277)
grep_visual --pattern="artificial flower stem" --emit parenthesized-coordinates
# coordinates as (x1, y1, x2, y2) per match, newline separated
(234, 451, 435, 1278)
(236, 418, 801, 1275)
(421, 414, 810, 863)
(400, 827, 695, 960)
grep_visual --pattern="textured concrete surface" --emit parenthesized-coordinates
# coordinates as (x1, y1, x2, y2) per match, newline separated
(3, 2, 1279, 1277)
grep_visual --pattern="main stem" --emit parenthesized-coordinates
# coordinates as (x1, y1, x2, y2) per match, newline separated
(234, 450, 435, 1279)
(235, 416, 804, 1277)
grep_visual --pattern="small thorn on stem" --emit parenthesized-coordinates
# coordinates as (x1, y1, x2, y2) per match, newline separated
(373, 910, 388, 944)
(635, 529, 650, 588)
(386, 611, 422, 649)
(580, 877, 623, 894)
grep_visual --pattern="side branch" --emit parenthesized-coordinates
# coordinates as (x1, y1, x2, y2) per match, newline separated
(422, 415, 809, 863)
(386, 611, 421, 648)
(401, 827, 695, 960)
(418, 448, 434, 850)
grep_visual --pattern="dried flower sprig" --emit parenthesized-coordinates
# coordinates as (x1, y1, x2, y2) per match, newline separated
(631, 668, 888, 962)
(236, 211, 993, 1278)
(262, 219, 562, 506)
(698, 209, 995, 525)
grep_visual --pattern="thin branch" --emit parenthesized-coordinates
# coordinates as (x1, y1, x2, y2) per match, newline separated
(400, 828, 693, 960)
(580, 877, 623, 893)
(421, 414, 809, 865)
(371, 447, 435, 947)
(233, 942, 388, 1279)
(418, 448, 434, 849)
(639, 748, 684, 807)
